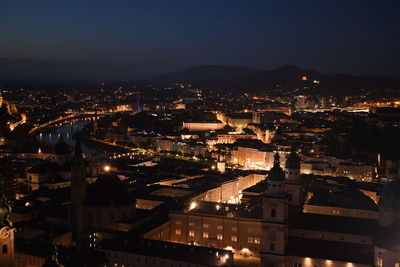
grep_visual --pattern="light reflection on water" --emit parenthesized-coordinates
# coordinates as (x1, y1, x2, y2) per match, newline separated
(36, 120, 94, 156)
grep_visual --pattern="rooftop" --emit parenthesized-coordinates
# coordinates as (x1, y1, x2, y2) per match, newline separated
(100, 238, 233, 266)
(287, 237, 374, 265)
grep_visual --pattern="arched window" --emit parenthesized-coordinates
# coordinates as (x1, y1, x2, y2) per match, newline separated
(2, 244, 7, 254)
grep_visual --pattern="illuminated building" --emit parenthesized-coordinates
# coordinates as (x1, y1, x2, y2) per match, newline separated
(182, 121, 224, 131)
(230, 139, 283, 169)
(145, 152, 399, 267)
(296, 95, 308, 110)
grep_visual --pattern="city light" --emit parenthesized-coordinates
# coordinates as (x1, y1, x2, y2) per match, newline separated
(0, 5, 397, 267)
(189, 202, 197, 210)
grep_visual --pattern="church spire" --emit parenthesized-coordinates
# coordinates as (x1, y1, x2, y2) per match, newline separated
(268, 152, 285, 182)
(285, 148, 300, 170)
(74, 138, 83, 159)
(273, 152, 280, 166)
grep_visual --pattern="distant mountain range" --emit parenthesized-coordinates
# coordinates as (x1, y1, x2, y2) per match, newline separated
(152, 65, 400, 94)
(152, 65, 259, 83)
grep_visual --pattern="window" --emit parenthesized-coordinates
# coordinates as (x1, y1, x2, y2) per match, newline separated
(203, 232, 209, 239)
(395, 263, 399, 267)
(254, 238, 260, 244)
(288, 194, 293, 201)
(271, 208, 276, 218)
(2, 245, 6, 254)
(293, 263, 302, 267)
(175, 229, 181, 236)
(270, 243, 275, 251)
(231, 235, 237, 242)
(203, 224, 209, 228)
(189, 230, 195, 237)
(217, 234, 223, 240)
(189, 222, 195, 227)
(247, 237, 254, 244)
(377, 257, 383, 267)
(232, 227, 237, 232)
(217, 225, 223, 230)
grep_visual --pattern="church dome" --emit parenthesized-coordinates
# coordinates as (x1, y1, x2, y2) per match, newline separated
(0, 193, 12, 228)
(85, 174, 134, 206)
(54, 137, 71, 155)
(268, 153, 285, 181)
(285, 150, 300, 169)
(379, 180, 400, 209)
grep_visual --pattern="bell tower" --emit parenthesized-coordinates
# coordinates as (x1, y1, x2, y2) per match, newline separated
(70, 139, 87, 241)
(0, 191, 15, 267)
(261, 153, 288, 267)
(284, 149, 303, 211)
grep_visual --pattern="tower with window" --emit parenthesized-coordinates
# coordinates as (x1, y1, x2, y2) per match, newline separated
(70, 139, 87, 241)
(261, 152, 288, 267)
(284, 149, 304, 211)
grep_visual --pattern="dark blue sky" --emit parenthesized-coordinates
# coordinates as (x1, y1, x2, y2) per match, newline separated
(1, 0, 400, 80)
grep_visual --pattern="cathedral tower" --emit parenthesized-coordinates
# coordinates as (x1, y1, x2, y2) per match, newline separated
(284, 149, 304, 211)
(70, 139, 87, 241)
(261, 153, 288, 267)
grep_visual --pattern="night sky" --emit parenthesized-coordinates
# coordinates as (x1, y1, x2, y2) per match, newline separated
(1, 0, 400, 80)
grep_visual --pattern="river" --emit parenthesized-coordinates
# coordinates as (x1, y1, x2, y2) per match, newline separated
(36, 119, 95, 156)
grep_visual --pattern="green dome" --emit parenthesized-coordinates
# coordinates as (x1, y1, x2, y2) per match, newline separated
(0, 192, 12, 228)
(268, 153, 285, 181)
(285, 150, 300, 169)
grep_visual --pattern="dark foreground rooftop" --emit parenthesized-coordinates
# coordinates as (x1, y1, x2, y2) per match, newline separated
(100, 238, 233, 266)
(287, 237, 374, 265)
